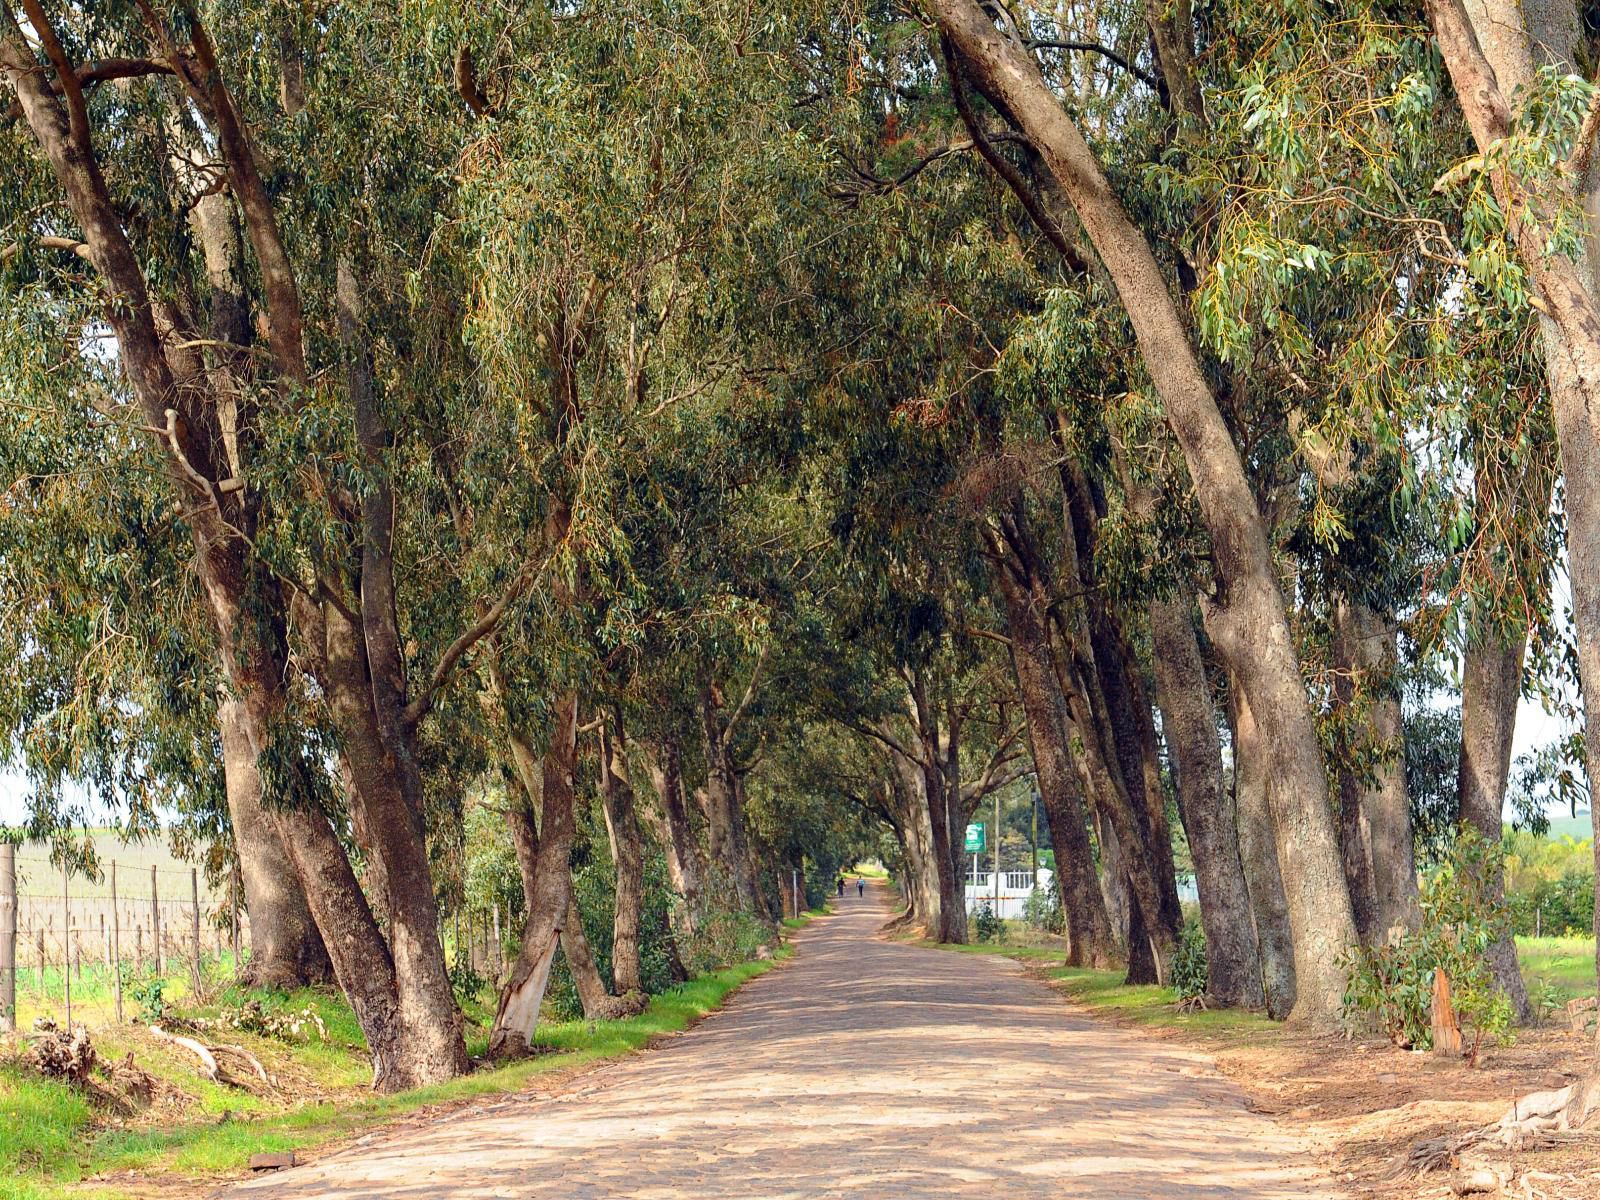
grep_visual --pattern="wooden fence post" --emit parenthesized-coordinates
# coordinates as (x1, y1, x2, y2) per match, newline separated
(111, 861, 123, 1023)
(150, 865, 162, 975)
(0, 842, 15, 1033)
(62, 862, 71, 1029)
(190, 868, 202, 994)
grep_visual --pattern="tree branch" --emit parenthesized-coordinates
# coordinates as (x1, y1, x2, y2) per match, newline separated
(0, 234, 90, 262)
(1024, 39, 1160, 91)
(724, 642, 770, 736)
(401, 552, 546, 730)
(943, 36, 1088, 273)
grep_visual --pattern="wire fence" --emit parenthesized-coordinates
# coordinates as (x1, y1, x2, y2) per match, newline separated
(1, 843, 246, 1032)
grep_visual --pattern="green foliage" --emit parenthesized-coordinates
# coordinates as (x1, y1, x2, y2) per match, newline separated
(1021, 877, 1064, 935)
(971, 901, 1005, 944)
(1340, 828, 1516, 1062)
(448, 957, 489, 1008)
(1172, 919, 1209, 1002)
(123, 970, 167, 1025)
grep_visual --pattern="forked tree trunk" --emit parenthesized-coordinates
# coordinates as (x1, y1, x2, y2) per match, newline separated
(0, 18, 459, 1086)
(216, 695, 331, 987)
(491, 694, 579, 1057)
(599, 717, 644, 996)
(1150, 598, 1264, 1008)
(931, 0, 1358, 1025)
(1229, 684, 1297, 1019)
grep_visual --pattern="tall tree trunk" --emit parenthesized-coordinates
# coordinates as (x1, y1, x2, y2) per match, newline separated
(491, 694, 579, 1057)
(599, 715, 644, 996)
(1149, 599, 1264, 1008)
(931, 0, 1358, 1025)
(216, 694, 331, 987)
(1333, 602, 1422, 945)
(639, 735, 704, 941)
(883, 764, 943, 937)
(699, 687, 763, 913)
(1065, 465, 1185, 968)
(1229, 683, 1297, 1019)
(318, 605, 466, 1083)
(986, 531, 1116, 966)
(1431, 0, 1598, 1009)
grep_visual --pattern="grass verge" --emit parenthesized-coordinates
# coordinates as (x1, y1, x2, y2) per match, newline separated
(3, 939, 802, 1200)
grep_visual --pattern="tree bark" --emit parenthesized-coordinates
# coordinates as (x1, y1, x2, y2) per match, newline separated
(1332, 602, 1422, 945)
(599, 715, 644, 996)
(639, 734, 704, 940)
(1150, 598, 1264, 1008)
(699, 685, 764, 913)
(491, 694, 579, 1057)
(216, 694, 331, 988)
(1229, 683, 1297, 1019)
(930, 0, 1358, 1025)
(985, 529, 1115, 966)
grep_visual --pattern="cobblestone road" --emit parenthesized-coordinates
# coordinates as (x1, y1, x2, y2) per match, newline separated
(231, 883, 1336, 1199)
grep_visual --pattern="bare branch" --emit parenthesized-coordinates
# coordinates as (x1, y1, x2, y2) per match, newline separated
(1023, 39, 1160, 91)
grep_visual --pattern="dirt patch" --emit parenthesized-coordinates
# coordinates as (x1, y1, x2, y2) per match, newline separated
(1022, 960, 1600, 1199)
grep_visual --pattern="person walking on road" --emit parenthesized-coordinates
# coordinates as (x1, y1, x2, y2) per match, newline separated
(836, 876, 845, 897)
(857, 877, 864, 898)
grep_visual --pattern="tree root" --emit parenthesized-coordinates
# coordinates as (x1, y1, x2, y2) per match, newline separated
(1409, 1072, 1600, 1173)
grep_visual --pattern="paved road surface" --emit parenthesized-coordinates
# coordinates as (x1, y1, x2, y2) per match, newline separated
(231, 883, 1336, 1199)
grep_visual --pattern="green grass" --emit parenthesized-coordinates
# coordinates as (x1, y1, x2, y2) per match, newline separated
(929, 932, 1597, 1040)
(1518, 934, 1596, 1005)
(1, 947, 794, 1199)
(849, 862, 888, 878)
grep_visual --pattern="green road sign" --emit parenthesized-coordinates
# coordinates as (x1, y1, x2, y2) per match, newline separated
(963, 823, 985, 853)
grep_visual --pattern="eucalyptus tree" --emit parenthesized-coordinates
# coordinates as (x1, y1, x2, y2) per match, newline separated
(0, 0, 577, 1086)
(453, 0, 825, 1054)
(1417, 0, 1600, 1000)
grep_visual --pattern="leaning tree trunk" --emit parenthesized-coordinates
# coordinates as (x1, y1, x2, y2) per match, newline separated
(931, 0, 1358, 1025)
(0, 21, 455, 1088)
(491, 694, 580, 1058)
(1150, 597, 1265, 1008)
(599, 717, 644, 996)
(1229, 683, 1297, 1019)
(216, 693, 331, 987)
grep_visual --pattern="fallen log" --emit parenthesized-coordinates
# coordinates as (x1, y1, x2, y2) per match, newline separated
(150, 1025, 219, 1082)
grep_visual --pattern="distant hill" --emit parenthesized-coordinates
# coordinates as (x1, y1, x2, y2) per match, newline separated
(1540, 812, 1594, 842)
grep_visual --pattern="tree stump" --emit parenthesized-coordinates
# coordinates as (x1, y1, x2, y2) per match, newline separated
(1432, 968, 1462, 1057)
